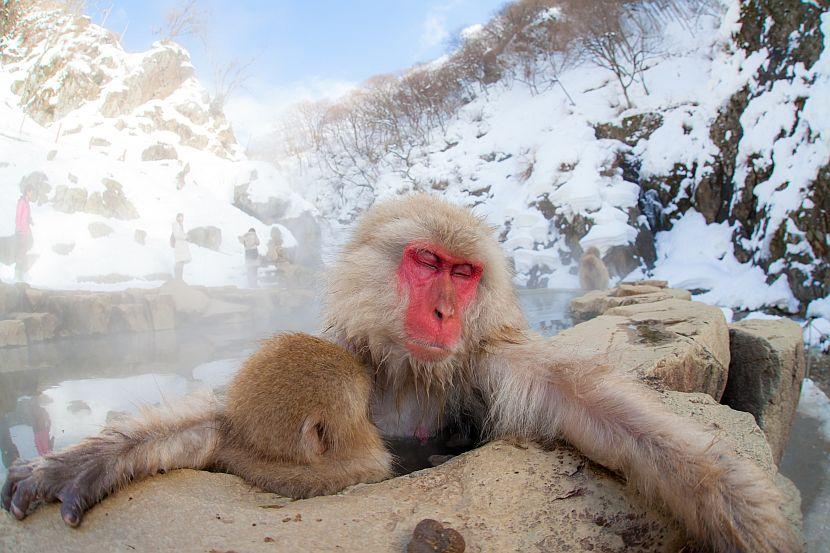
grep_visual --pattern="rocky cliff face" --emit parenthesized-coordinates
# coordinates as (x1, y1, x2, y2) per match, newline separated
(0, 2, 239, 159)
(617, 0, 829, 311)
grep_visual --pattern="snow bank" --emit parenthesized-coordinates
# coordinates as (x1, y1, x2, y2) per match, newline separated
(648, 211, 799, 312)
(798, 379, 830, 442)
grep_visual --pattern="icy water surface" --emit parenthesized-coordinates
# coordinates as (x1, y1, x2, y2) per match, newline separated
(0, 288, 580, 480)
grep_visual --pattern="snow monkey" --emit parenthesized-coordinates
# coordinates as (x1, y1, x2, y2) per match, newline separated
(2, 333, 391, 526)
(3, 195, 798, 552)
(579, 246, 610, 291)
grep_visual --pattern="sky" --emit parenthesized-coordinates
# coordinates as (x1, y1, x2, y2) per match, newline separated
(90, 0, 506, 144)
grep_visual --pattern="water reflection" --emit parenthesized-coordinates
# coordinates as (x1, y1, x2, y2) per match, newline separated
(0, 288, 577, 479)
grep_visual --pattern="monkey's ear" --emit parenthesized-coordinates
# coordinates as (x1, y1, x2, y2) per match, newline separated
(300, 413, 327, 456)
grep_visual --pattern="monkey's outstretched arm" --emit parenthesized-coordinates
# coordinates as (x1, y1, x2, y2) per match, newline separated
(1, 391, 220, 527)
(480, 337, 800, 553)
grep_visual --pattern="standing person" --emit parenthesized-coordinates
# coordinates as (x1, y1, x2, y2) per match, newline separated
(171, 213, 191, 281)
(14, 186, 35, 282)
(238, 228, 260, 288)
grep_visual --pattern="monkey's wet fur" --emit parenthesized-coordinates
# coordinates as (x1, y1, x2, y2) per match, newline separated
(3, 195, 800, 552)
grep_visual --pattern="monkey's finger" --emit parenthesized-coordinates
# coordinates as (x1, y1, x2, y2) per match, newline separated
(1, 478, 16, 511)
(59, 498, 84, 527)
(9, 478, 38, 519)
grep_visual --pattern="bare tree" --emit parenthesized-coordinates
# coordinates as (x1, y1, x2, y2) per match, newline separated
(572, 0, 661, 108)
(152, 0, 208, 43)
(210, 56, 254, 113)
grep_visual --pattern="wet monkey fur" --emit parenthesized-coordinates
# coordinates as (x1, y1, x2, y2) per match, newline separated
(579, 246, 610, 291)
(2, 333, 391, 525)
(3, 195, 799, 552)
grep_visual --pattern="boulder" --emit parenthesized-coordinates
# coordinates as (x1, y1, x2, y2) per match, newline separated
(0, 391, 799, 553)
(570, 285, 692, 323)
(8, 312, 58, 343)
(158, 280, 210, 316)
(722, 319, 806, 464)
(109, 304, 151, 333)
(201, 299, 252, 325)
(280, 211, 323, 267)
(146, 294, 176, 331)
(0, 283, 26, 315)
(186, 226, 222, 251)
(51, 185, 88, 213)
(36, 294, 113, 337)
(85, 178, 139, 220)
(0, 319, 27, 347)
(88, 137, 110, 148)
(233, 182, 290, 223)
(141, 142, 178, 161)
(51, 243, 76, 255)
(555, 298, 730, 399)
(88, 222, 114, 238)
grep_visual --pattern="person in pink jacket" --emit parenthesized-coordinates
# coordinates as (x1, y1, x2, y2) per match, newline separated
(14, 186, 35, 281)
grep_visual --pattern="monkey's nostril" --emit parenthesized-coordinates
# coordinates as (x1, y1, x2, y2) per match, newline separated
(434, 309, 443, 320)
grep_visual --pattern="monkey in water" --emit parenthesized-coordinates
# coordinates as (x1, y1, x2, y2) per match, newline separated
(1, 333, 391, 525)
(3, 195, 798, 553)
(578, 246, 610, 291)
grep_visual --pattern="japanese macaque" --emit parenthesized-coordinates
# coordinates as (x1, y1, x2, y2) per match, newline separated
(2, 333, 391, 526)
(3, 195, 798, 553)
(579, 246, 610, 290)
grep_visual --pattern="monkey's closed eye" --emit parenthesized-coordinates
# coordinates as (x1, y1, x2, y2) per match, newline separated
(452, 264, 473, 278)
(415, 250, 440, 270)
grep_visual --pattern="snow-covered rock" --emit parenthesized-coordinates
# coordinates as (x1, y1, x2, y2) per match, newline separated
(0, 1, 318, 290)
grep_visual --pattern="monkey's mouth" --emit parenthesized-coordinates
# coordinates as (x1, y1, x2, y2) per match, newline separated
(404, 339, 452, 362)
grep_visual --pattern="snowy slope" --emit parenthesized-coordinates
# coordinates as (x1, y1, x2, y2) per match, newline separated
(0, 4, 315, 290)
(265, 0, 828, 346)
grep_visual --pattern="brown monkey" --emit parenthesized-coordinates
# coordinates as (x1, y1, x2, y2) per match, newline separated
(3, 195, 798, 553)
(216, 333, 392, 498)
(578, 246, 609, 290)
(1, 333, 391, 526)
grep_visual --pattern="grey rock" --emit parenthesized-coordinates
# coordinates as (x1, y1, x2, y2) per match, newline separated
(723, 319, 806, 464)
(88, 222, 114, 238)
(186, 226, 222, 251)
(141, 142, 178, 161)
(0, 319, 27, 347)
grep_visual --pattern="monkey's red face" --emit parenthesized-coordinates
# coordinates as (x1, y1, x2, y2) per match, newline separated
(396, 242, 483, 361)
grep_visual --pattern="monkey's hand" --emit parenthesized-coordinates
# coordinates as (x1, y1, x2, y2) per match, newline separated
(2, 453, 100, 527)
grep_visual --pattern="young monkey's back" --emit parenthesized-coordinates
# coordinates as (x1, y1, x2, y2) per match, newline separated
(217, 333, 391, 497)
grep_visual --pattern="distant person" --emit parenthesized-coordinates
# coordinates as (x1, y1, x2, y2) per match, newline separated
(238, 228, 260, 288)
(14, 186, 36, 282)
(171, 213, 192, 281)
